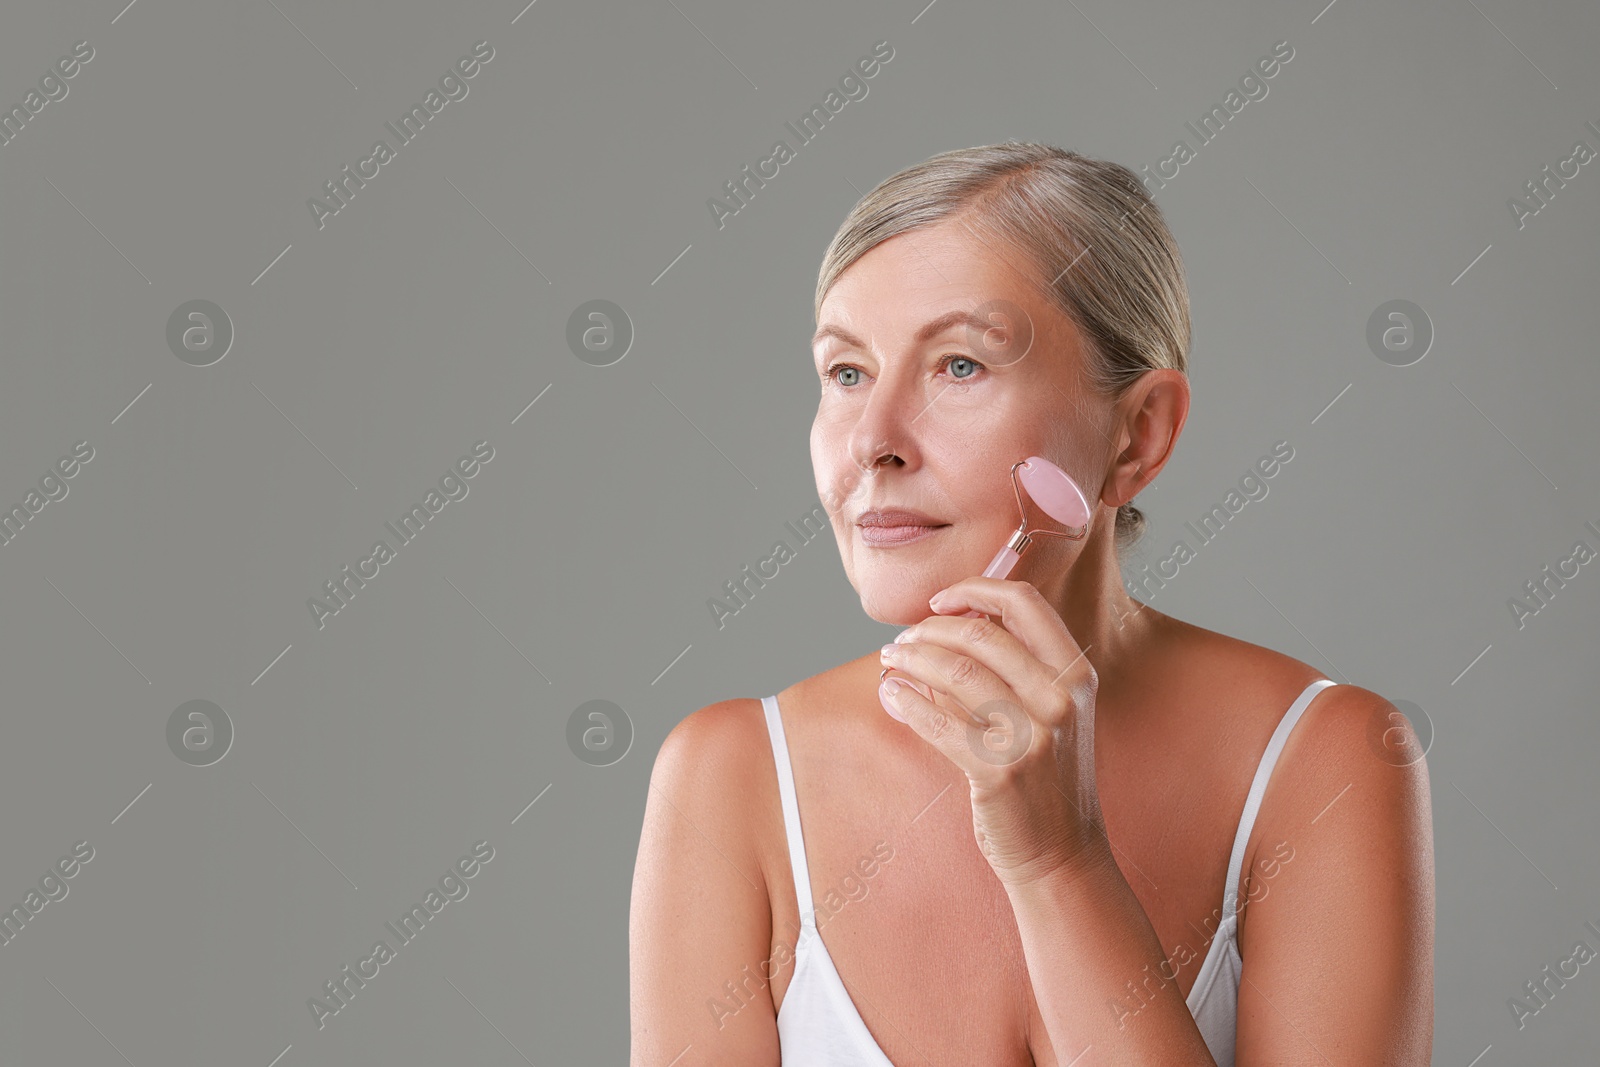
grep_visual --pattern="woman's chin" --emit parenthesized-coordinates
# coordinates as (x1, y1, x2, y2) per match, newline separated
(859, 591, 941, 628)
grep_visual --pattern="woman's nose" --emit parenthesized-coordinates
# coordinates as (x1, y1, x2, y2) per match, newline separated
(852, 438, 900, 473)
(846, 391, 915, 473)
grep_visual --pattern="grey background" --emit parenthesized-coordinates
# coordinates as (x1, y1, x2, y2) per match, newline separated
(0, 0, 1595, 1062)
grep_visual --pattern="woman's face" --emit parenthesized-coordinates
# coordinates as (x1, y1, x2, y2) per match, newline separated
(810, 217, 1113, 626)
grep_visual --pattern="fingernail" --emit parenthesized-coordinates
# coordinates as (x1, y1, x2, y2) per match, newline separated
(880, 643, 899, 659)
(878, 679, 907, 723)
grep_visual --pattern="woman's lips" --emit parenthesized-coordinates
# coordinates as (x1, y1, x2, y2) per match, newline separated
(857, 523, 949, 546)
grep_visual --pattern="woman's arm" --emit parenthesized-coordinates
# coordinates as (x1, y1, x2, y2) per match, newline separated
(1004, 684, 1435, 1065)
(1003, 834, 1221, 1063)
(630, 700, 783, 1067)
(1230, 684, 1434, 1064)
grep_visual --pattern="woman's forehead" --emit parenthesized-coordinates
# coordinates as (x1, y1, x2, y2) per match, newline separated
(816, 274, 1075, 372)
(820, 224, 1057, 326)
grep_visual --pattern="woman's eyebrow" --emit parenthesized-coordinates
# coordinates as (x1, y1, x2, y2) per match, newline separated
(811, 308, 996, 350)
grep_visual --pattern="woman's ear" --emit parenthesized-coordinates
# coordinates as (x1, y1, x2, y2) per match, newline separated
(1103, 369, 1188, 508)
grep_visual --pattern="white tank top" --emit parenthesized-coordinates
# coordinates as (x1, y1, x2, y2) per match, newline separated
(760, 677, 1337, 1066)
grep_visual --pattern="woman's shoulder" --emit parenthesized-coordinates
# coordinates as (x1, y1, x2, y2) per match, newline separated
(655, 658, 872, 758)
(647, 672, 872, 899)
(1156, 612, 1381, 718)
(645, 696, 787, 893)
(652, 695, 772, 786)
(650, 659, 882, 811)
(1147, 612, 1420, 798)
(1157, 612, 1426, 820)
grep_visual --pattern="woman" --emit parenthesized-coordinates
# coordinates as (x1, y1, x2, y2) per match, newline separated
(630, 142, 1434, 1065)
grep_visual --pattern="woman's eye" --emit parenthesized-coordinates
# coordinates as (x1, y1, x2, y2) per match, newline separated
(945, 356, 979, 380)
(823, 356, 983, 387)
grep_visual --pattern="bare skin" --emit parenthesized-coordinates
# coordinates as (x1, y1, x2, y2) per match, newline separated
(630, 216, 1434, 1065)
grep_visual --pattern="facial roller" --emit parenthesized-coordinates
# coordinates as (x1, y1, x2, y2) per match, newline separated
(957, 456, 1092, 618)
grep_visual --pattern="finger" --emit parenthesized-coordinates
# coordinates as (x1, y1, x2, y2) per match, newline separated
(911, 590, 1089, 719)
(927, 577, 1096, 696)
(880, 634, 1015, 726)
(878, 674, 1035, 774)
(894, 612, 1059, 715)
(877, 665, 931, 705)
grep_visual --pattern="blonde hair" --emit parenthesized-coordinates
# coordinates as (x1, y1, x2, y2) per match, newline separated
(814, 141, 1190, 552)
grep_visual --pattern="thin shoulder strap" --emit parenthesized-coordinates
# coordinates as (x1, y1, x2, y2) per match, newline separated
(1221, 678, 1338, 921)
(760, 694, 816, 927)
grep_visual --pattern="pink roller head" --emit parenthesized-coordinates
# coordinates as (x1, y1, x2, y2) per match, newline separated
(1017, 456, 1091, 529)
